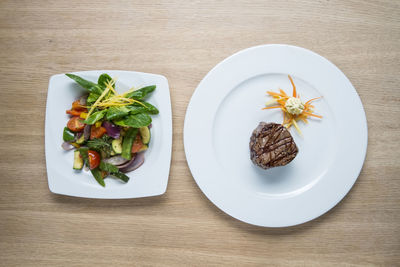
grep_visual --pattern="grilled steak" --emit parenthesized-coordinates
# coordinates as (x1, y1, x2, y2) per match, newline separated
(249, 122, 298, 169)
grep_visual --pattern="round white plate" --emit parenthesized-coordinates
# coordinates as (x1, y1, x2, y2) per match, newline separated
(184, 44, 367, 227)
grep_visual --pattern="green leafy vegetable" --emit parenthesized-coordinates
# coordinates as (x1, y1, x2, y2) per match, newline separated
(99, 161, 119, 173)
(114, 113, 152, 128)
(127, 102, 159, 115)
(122, 128, 138, 159)
(136, 101, 159, 114)
(111, 172, 130, 183)
(90, 86, 104, 95)
(63, 127, 75, 142)
(125, 85, 156, 100)
(87, 92, 100, 104)
(105, 103, 158, 122)
(98, 73, 114, 89)
(99, 161, 130, 183)
(126, 105, 147, 115)
(91, 168, 105, 187)
(84, 110, 106, 125)
(106, 106, 131, 120)
(66, 74, 100, 93)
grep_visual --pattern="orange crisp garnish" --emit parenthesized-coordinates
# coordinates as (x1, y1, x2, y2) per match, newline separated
(263, 75, 322, 135)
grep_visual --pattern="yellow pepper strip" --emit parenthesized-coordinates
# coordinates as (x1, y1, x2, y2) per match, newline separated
(131, 99, 147, 107)
(80, 112, 88, 119)
(292, 119, 302, 136)
(95, 121, 102, 128)
(265, 99, 277, 106)
(122, 87, 137, 97)
(106, 79, 117, 95)
(71, 142, 80, 148)
(86, 78, 147, 114)
(97, 103, 130, 108)
(87, 86, 110, 117)
(101, 97, 133, 104)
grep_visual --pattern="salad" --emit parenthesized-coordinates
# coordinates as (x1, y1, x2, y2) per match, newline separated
(62, 73, 158, 187)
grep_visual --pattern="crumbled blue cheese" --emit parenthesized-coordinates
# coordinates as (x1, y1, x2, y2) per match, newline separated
(285, 97, 304, 115)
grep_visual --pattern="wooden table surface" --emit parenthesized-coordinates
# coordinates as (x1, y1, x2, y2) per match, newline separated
(1, 0, 399, 266)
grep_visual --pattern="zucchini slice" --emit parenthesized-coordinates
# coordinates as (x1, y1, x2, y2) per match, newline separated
(112, 138, 123, 154)
(73, 150, 83, 170)
(139, 126, 151, 145)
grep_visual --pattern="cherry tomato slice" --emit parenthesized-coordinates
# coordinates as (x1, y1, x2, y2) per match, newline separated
(90, 126, 107, 139)
(67, 116, 85, 132)
(88, 150, 100, 170)
(131, 134, 143, 153)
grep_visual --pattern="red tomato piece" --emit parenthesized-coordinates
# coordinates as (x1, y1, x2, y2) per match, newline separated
(88, 150, 100, 169)
(67, 116, 85, 132)
(90, 126, 107, 140)
(131, 134, 143, 153)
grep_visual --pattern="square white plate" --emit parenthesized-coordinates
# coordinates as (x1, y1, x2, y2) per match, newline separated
(45, 70, 172, 198)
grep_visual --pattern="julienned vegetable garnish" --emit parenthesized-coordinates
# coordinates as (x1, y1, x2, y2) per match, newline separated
(62, 73, 159, 187)
(263, 75, 322, 135)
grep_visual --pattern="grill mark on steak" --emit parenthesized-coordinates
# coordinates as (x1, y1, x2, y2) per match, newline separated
(249, 122, 298, 169)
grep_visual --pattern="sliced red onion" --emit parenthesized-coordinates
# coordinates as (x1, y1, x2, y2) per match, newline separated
(83, 124, 91, 141)
(120, 152, 144, 173)
(148, 123, 152, 129)
(116, 154, 136, 169)
(102, 121, 120, 139)
(61, 142, 74, 151)
(103, 155, 129, 166)
(84, 165, 89, 171)
(75, 132, 83, 141)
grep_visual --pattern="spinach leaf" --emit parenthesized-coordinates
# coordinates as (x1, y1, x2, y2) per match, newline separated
(125, 85, 156, 100)
(126, 102, 159, 115)
(122, 128, 138, 159)
(90, 86, 104, 95)
(87, 92, 100, 104)
(66, 74, 98, 92)
(98, 73, 114, 89)
(114, 113, 152, 128)
(99, 161, 119, 173)
(106, 106, 131, 120)
(111, 172, 130, 183)
(84, 110, 106, 125)
(90, 168, 105, 187)
(136, 101, 159, 114)
(126, 105, 147, 115)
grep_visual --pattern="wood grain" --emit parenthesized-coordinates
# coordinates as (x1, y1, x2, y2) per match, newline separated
(0, 0, 399, 266)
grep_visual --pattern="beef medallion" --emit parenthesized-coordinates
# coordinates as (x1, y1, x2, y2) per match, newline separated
(250, 122, 298, 169)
